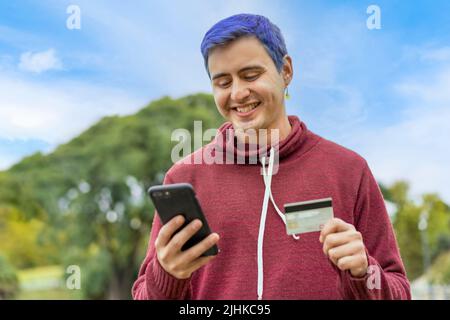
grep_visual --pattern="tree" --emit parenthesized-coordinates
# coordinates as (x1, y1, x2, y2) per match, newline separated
(389, 181, 450, 280)
(0, 206, 59, 268)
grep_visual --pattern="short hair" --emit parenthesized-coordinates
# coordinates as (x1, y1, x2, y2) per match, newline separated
(200, 13, 288, 77)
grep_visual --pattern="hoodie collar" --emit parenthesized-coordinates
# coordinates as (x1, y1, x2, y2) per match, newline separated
(211, 115, 315, 164)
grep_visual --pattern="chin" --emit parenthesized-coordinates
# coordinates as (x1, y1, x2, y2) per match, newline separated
(232, 119, 258, 131)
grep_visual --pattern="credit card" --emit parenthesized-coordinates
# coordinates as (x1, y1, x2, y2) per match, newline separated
(284, 197, 334, 235)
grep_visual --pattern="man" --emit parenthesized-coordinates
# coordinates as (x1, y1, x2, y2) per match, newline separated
(132, 13, 411, 300)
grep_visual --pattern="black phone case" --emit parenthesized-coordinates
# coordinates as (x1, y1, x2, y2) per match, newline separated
(148, 183, 218, 256)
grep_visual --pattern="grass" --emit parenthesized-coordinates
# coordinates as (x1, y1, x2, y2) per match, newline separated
(18, 265, 61, 282)
(17, 288, 82, 300)
(15, 265, 83, 300)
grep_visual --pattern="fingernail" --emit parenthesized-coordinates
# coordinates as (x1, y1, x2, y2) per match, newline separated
(193, 219, 202, 228)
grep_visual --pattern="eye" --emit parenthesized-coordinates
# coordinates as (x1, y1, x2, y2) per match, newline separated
(218, 81, 231, 88)
(215, 79, 231, 88)
(244, 73, 260, 81)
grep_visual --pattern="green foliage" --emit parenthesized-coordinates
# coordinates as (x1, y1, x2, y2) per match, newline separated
(0, 206, 59, 268)
(389, 181, 450, 280)
(428, 251, 450, 284)
(0, 255, 19, 299)
(0, 93, 223, 299)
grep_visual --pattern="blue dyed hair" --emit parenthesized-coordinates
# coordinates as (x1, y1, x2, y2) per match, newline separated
(200, 14, 288, 77)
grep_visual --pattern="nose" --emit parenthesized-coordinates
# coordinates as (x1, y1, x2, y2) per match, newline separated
(230, 80, 250, 102)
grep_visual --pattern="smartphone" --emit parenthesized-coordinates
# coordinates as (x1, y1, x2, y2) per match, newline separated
(148, 183, 218, 256)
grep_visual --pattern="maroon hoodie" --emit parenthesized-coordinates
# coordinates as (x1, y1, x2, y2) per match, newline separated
(132, 115, 411, 300)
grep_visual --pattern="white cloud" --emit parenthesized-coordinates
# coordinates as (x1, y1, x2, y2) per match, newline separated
(18, 48, 62, 74)
(396, 67, 450, 106)
(0, 80, 146, 169)
(0, 71, 147, 149)
(420, 46, 450, 62)
(348, 64, 450, 203)
(0, 24, 43, 50)
(39, 0, 282, 96)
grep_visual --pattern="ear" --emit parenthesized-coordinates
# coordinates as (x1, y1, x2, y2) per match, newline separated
(281, 55, 293, 86)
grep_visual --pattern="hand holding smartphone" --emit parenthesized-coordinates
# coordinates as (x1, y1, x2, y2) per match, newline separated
(148, 183, 219, 279)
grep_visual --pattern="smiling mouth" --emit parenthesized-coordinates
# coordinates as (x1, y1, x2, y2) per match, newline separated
(232, 102, 261, 114)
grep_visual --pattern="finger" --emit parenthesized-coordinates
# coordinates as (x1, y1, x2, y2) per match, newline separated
(186, 255, 217, 275)
(167, 219, 203, 252)
(155, 215, 185, 250)
(336, 253, 367, 273)
(180, 233, 220, 263)
(319, 218, 354, 243)
(327, 241, 365, 265)
(322, 229, 362, 256)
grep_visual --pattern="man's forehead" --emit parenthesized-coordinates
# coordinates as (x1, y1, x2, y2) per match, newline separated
(208, 37, 272, 75)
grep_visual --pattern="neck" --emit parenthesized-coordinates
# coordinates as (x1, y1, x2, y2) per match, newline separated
(270, 116, 292, 144)
(236, 116, 292, 146)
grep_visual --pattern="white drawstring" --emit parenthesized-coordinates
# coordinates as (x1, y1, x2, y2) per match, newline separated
(261, 165, 300, 241)
(257, 147, 299, 300)
(257, 148, 274, 300)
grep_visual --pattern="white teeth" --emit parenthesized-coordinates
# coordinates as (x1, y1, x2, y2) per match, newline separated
(236, 102, 259, 113)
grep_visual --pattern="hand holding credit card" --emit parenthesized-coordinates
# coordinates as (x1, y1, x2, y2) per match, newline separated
(285, 197, 369, 277)
(284, 197, 334, 235)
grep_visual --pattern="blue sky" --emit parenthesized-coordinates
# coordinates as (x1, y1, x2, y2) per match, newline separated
(1, 0, 450, 202)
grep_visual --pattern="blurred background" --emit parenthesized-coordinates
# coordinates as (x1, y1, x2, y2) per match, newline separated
(0, 0, 450, 299)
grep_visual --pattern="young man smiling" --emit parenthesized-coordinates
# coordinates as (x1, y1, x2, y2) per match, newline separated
(133, 14, 411, 300)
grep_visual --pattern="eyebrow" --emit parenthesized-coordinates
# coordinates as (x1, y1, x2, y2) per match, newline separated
(211, 65, 265, 81)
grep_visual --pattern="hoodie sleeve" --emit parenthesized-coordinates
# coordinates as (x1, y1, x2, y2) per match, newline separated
(337, 161, 411, 300)
(132, 174, 192, 300)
